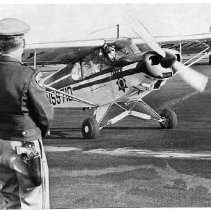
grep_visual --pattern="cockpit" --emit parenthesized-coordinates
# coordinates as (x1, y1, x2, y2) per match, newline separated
(70, 38, 141, 80)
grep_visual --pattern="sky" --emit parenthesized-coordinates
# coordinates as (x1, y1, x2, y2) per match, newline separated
(1, 2, 211, 43)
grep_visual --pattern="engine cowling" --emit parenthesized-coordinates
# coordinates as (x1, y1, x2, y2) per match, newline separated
(142, 48, 181, 78)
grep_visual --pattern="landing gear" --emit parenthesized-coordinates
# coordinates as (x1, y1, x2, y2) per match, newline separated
(81, 118, 100, 139)
(159, 108, 177, 129)
(81, 105, 177, 139)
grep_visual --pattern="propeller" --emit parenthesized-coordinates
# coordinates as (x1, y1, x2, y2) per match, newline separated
(129, 18, 208, 92)
(172, 61, 208, 92)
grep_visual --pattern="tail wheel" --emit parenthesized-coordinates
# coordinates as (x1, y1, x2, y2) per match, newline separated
(159, 108, 177, 129)
(82, 118, 100, 139)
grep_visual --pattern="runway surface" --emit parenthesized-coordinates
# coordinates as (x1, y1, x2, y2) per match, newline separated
(45, 64, 211, 208)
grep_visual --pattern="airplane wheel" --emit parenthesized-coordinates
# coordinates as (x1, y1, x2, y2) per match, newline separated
(82, 118, 100, 139)
(159, 108, 177, 129)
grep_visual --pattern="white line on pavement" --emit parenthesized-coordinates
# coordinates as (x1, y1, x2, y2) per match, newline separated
(45, 146, 211, 160)
(45, 146, 81, 152)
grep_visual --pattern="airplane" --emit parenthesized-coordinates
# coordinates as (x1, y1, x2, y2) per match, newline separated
(22, 19, 210, 139)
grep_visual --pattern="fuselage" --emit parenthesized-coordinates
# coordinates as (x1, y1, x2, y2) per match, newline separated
(44, 39, 180, 108)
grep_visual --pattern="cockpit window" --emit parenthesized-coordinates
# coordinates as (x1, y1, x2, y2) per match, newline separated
(81, 48, 110, 78)
(81, 55, 98, 78)
(71, 62, 81, 80)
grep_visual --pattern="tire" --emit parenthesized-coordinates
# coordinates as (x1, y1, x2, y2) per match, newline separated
(159, 108, 177, 129)
(81, 118, 100, 139)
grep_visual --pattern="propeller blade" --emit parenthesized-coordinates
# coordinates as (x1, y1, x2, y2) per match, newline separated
(172, 61, 208, 92)
(130, 19, 166, 58)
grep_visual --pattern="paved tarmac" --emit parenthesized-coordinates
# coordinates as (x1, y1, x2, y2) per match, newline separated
(44, 64, 211, 208)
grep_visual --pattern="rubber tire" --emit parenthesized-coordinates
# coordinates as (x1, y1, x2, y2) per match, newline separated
(159, 108, 177, 129)
(82, 118, 100, 139)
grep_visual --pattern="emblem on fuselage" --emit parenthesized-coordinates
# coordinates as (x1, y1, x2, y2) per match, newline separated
(116, 78, 128, 93)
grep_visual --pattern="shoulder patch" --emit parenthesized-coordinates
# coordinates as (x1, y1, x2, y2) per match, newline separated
(35, 72, 45, 88)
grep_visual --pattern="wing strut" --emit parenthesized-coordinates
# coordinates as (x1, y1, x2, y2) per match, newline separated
(184, 47, 211, 66)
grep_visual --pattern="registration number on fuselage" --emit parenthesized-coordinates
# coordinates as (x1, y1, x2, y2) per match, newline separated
(46, 86, 73, 105)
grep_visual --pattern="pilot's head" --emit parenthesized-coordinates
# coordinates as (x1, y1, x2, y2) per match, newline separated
(0, 18, 30, 59)
(107, 45, 115, 61)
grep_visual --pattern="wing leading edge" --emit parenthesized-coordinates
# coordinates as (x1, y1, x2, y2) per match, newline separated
(133, 32, 211, 55)
(23, 39, 105, 66)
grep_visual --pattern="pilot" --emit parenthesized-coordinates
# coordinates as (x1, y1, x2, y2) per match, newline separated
(0, 18, 54, 209)
(104, 44, 116, 61)
(107, 45, 116, 61)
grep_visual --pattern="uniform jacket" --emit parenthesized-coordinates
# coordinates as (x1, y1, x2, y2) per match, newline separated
(0, 55, 54, 141)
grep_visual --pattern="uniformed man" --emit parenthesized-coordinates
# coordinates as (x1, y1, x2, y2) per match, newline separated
(0, 18, 54, 209)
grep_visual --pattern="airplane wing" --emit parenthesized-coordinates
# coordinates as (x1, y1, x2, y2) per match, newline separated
(23, 39, 105, 65)
(23, 32, 211, 66)
(133, 32, 211, 55)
